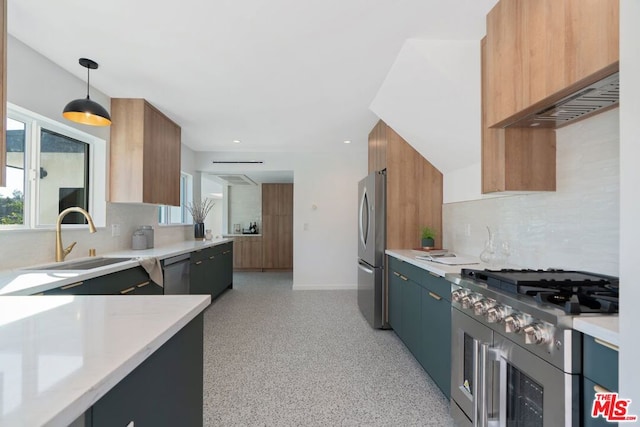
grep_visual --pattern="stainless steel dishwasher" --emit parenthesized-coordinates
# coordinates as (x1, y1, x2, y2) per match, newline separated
(162, 253, 190, 294)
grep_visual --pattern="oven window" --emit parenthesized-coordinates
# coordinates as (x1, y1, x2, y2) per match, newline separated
(463, 333, 474, 395)
(506, 364, 543, 427)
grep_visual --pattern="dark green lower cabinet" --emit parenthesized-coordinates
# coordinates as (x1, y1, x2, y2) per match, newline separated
(88, 314, 204, 427)
(583, 334, 619, 427)
(387, 256, 452, 397)
(401, 279, 422, 357)
(419, 286, 451, 396)
(41, 266, 162, 295)
(190, 243, 233, 299)
(388, 272, 403, 335)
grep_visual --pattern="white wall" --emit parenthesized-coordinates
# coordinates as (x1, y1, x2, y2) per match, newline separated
(0, 36, 195, 270)
(443, 108, 619, 276)
(619, 0, 640, 407)
(196, 149, 368, 289)
(370, 39, 481, 174)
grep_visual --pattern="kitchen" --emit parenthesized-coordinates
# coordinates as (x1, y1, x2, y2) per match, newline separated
(0, 0, 638, 426)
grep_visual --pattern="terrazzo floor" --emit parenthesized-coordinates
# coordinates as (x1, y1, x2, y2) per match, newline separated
(202, 271, 455, 426)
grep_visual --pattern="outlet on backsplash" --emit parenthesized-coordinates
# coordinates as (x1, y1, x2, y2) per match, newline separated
(111, 224, 121, 237)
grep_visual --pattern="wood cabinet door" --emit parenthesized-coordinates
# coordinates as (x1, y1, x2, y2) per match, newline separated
(261, 183, 293, 270)
(485, 0, 618, 126)
(368, 120, 388, 173)
(143, 103, 181, 206)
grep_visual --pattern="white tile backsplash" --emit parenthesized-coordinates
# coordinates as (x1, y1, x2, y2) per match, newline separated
(0, 203, 192, 270)
(228, 185, 262, 233)
(443, 109, 620, 276)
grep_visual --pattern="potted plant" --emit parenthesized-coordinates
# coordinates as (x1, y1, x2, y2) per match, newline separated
(421, 226, 436, 248)
(186, 198, 215, 239)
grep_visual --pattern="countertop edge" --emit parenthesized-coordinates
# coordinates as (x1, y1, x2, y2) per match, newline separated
(50, 294, 211, 427)
(0, 239, 233, 295)
(573, 316, 620, 347)
(385, 249, 475, 277)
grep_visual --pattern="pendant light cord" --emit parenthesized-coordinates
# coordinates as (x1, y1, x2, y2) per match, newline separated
(86, 64, 91, 100)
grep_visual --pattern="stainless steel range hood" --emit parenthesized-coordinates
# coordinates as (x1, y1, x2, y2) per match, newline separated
(505, 72, 619, 128)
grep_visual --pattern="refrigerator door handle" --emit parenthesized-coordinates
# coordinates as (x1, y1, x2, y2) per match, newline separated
(357, 260, 374, 274)
(359, 189, 369, 248)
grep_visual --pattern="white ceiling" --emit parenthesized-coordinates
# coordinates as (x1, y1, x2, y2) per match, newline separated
(7, 0, 496, 156)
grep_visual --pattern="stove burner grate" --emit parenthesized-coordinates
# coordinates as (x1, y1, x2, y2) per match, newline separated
(461, 268, 619, 314)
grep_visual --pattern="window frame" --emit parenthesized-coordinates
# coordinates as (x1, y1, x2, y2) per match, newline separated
(158, 172, 193, 226)
(1, 103, 107, 230)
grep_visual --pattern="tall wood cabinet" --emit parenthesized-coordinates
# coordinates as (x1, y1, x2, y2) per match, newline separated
(262, 183, 293, 270)
(481, 0, 618, 193)
(368, 120, 443, 249)
(109, 99, 182, 206)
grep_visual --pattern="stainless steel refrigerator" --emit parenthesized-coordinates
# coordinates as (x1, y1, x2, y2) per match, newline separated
(357, 170, 386, 329)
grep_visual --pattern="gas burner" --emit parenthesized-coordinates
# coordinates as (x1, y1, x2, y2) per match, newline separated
(460, 268, 619, 315)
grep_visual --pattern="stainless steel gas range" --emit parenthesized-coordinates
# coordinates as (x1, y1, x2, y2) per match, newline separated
(447, 268, 619, 427)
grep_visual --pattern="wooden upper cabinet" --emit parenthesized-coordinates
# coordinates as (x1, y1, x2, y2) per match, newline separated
(482, 37, 557, 193)
(0, 0, 6, 187)
(109, 99, 181, 206)
(481, 0, 616, 193)
(485, 0, 619, 127)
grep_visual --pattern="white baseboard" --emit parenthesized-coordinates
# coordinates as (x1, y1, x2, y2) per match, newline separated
(292, 284, 357, 291)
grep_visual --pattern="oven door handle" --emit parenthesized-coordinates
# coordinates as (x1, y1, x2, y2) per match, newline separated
(486, 348, 507, 427)
(473, 339, 480, 426)
(478, 343, 490, 427)
(473, 340, 490, 427)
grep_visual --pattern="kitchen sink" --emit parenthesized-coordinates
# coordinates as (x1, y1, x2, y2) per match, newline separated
(25, 257, 134, 271)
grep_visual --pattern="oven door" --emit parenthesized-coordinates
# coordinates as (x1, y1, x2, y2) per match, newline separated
(492, 333, 579, 427)
(451, 308, 497, 427)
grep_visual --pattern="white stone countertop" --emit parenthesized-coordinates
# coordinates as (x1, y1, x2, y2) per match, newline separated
(222, 234, 262, 237)
(573, 315, 619, 347)
(0, 238, 233, 296)
(0, 294, 210, 427)
(385, 249, 485, 277)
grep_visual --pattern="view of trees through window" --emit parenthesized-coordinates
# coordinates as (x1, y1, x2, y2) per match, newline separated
(0, 118, 26, 225)
(1, 110, 92, 227)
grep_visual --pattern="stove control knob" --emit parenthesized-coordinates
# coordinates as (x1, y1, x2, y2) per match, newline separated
(451, 288, 470, 303)
(524, 323, 551, 345)
(486, 305, 510, 323)
(473, 299, 496, 316)
(504, 314, 526, 333)
(461, 293, 482, 310)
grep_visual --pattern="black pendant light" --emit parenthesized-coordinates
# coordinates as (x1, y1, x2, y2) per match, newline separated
(63, 58, 112, 126)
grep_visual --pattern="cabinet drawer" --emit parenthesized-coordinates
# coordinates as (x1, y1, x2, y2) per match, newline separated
(418, 273, 451, 302)
(583, 376, 618, 427)
(388, 256, 451, 301)
(583, 334, 618, 392)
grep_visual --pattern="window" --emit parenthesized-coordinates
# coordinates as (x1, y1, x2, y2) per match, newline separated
(158, 172, 193, 225)
(0, 104, 106, 228)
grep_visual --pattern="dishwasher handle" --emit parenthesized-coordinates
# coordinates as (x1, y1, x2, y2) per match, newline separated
(163, 253, 191, 267)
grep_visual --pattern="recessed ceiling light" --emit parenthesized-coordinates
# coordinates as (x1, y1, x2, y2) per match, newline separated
(343, 140, 352, 144)
(233, 140, 241, 144)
